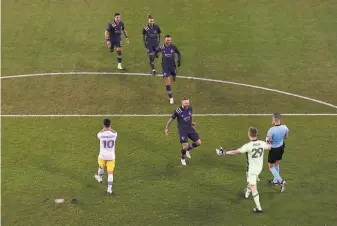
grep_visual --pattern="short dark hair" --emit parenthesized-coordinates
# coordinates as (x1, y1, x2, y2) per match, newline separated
(248, 127, 258, 137)
(182, 96, 189, 100)
(148, 14, 154, 19)
(103, 118, 111, 127)
(273, 112, 281, 120)
(165, 35, 171, 38)
(114, 13, 120, 17)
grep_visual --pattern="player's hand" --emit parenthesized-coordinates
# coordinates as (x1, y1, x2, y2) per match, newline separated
(177, 61, 181, 67)
(125, 38, 130, 44)
(216, 146, 226, 156)
(165, 128, 169, 136)
(192, 122, 196, 128)
(106, 41, 111, 48)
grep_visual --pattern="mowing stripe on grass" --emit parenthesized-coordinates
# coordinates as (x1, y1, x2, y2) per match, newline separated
(2, 71, 337, 110)
(1, 114, 337, 117)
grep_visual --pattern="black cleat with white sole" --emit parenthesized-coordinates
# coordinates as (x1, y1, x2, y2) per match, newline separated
(253, 208, 263, 213)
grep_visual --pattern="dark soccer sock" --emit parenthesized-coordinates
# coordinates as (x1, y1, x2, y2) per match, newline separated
(117, 51, 122, 63)
(165, 85, 173, 98)
(149, 55, 155, 70)
(187, 142, 198, 151)
(181, 149, 187, 159)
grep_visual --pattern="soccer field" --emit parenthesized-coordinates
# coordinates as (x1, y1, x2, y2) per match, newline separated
(2, 0, 337, 225)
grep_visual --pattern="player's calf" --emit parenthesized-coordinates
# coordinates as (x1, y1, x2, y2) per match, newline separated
(165, 84, 174, 104)
(107, 172, 113, 194)
(250, 184, 262, 213)
(116, 48, 123, 69)
(180, 148, 187, 165)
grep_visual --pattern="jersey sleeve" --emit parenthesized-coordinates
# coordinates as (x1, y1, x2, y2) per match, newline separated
(238, 144, 249, 153)
(142, 27, 147, 35)
(106, 23, 112, 32)
(263, 141, 270, 150)
(97, 132, 101, 139)
(171, 110, 178, 119)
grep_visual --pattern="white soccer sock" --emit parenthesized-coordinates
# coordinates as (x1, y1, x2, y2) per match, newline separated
(108, 174, 114, 187)
(252, 192, 261, 210)
(98, 168, 104, 178)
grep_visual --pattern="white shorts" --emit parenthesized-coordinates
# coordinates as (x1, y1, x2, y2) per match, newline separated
(246, 173, 259, 185)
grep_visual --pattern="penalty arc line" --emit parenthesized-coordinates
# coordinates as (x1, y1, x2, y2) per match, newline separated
(1, 71, 337, 110)
(1, 114, 337, 117)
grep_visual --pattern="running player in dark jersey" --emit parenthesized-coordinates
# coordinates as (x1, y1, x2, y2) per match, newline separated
(105, 13, 129, 70)
(152, 35, 181, 104)
(165, 97, 201, 165)
(142, 14, 161, 75)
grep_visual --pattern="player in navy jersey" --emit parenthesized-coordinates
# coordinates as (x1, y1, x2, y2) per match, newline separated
(152, 35, 181, 104)
(165, 97, 201, 165)
(142, 14, 161, 75)
(105, 13, 129, 70)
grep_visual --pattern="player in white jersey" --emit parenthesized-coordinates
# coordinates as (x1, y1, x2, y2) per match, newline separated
(216, 127, 270, 213)
(94, 119, 118, 194)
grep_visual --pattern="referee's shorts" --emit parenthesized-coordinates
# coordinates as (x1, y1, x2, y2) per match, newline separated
(268, 143, 285, 164)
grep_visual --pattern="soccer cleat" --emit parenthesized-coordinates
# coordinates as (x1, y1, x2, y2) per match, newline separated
(169, 98, 174, 104)
(117, 63, 123, 70)
(107, 186, 112, 194)
(152, 69, 156, 76)
(280, 180, 286, 192)
(185, 151, 191, 159)
(269, 180, 278, 185)
(94, 175, 103, 183)
(253, 207, 263, 213)
(244, 188, 252, 199)
(181, 159, 187, 166)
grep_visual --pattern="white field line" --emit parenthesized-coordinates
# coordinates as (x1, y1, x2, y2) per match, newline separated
(2, 72, 337, 110)
(1, 114, 337, 117)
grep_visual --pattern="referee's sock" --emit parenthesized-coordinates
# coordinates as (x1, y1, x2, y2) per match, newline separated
(269, 167, 282, 183)
(275, 164, 280, 173)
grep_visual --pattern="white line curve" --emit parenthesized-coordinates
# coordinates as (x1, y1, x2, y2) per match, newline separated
(1, 72, 337, 110)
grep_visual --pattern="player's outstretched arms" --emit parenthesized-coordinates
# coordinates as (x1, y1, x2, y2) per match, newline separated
(216, 147, 241, 156)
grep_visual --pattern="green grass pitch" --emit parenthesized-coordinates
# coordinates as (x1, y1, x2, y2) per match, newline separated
(2, 0, 337, 225)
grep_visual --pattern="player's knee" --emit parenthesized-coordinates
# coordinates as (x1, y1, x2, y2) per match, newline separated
(268, 163, 274, 168)
(116, 47, 122, 52)
(182, 143, 189, 150)
(195, 140, 201, 146)
(107, 171, 113, 175)
(249, 184, 257, 192)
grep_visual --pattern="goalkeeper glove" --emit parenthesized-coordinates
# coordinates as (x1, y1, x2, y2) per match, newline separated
(216, 146, 226, 156)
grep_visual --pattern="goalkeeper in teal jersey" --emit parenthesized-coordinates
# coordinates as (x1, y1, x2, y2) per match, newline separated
(216, 127, 270, 213)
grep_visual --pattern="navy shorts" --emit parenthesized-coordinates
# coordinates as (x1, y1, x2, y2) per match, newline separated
(162, 66, 177, 77)
(146, 43, 158, 54)
(109, 39, 122, 48)
(179, 130, 200, 144)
